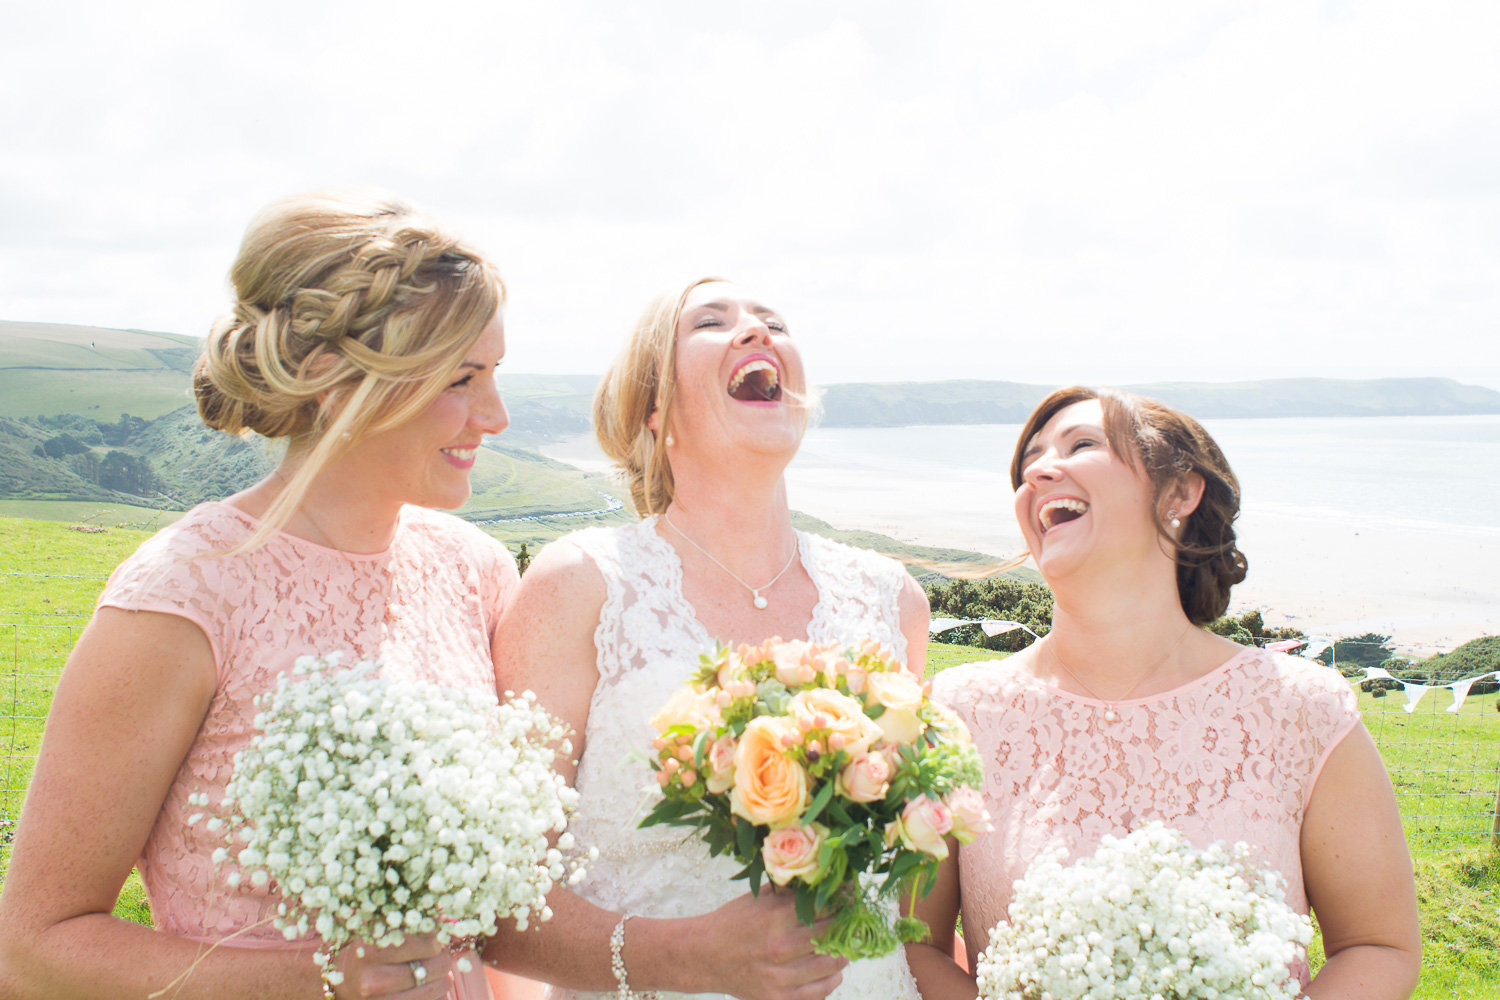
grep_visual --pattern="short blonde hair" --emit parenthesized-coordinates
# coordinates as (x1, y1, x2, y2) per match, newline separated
(592, 277, 720, 515)
(195, 189, 503, 547)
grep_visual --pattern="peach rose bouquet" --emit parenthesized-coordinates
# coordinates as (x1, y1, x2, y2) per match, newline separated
(640, 638, 990, 960)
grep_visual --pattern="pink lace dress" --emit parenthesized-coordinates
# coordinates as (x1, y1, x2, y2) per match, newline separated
(931, 646, 1360, 989)
(97, 501, 519, 1000)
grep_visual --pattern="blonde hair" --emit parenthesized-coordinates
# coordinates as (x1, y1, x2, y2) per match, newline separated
(194, 189, 503, 549)
(592, 278, 717, 515)
(593, 277, 821, 516)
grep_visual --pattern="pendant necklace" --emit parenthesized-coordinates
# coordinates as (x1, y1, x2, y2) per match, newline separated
(1048, 622, 1194, 723)
(662, 509, 799, 610)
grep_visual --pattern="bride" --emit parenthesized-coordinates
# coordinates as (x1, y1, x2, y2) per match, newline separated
(485, 279, 929, 1000)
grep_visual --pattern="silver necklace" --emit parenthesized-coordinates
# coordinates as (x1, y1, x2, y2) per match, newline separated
(1048, 622, 1194, 723)
(662, 509, 799, 610)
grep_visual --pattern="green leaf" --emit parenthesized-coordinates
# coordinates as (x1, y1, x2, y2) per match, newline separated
(795, 885, 818, 928)
(802, 780, 835, 826)
(692, 728, 712, 771)
(735, 816, 757, 860)
(864, 702, 887, 720)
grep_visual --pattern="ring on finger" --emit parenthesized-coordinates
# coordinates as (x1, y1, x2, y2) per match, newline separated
(409, 959, 427, 985)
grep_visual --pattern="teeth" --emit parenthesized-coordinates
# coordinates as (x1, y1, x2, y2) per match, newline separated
(1039, 498, 1088, 531)
(728, 359, 779, 394)
(441, 447, 477, 461)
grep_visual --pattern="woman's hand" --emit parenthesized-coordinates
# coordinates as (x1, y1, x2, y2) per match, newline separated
(690, 890, 848, 1000)
(328, 935, 455, 999)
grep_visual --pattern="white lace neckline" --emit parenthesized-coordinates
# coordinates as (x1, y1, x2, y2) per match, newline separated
(639, 514, 830, 645)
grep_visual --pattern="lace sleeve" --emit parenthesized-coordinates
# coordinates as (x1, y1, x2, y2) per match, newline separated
(802, 533, 910, 665)
(559, 526, 628, 684)
(95, 507, 245, 676)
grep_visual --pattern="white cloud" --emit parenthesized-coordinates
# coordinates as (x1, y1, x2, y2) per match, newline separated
(2, 0, 1497, 389)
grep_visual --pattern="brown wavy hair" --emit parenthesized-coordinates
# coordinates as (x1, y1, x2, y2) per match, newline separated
(1009, 386, 1248, 624)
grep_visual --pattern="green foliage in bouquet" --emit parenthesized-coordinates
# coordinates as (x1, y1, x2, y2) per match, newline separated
(640, 638, 991, 960)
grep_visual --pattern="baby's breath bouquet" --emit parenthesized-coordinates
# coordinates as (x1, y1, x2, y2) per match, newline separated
(976, 822, 1313, 1000)
(192, 654, 587, 983)
(640, 638, 990, 961)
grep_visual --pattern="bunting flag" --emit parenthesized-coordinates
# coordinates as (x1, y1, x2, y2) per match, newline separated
(929, 621, 1497, 714)
(1353, 666, 1497, 714)
(929, 618, 1044, 640)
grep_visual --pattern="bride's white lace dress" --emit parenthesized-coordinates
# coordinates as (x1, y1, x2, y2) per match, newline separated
(549, 517, 921, 1000)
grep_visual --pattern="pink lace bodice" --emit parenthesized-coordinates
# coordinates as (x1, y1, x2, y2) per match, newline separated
(97, 502, 517, 971)
(931, 647, 1359, 985)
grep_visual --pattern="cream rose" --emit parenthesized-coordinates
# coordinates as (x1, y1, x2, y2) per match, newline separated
(787, 688, 882, 758)
(649, 687, 718, 735)
(835, 751, 892, 803)
(865, 671, 923, 712)
(729, 717, 810, 826)
(761, 821, 829, 886)
(873, 707, 924, 746)
(945, 786, 991, 843)
(771, 640, 815, 688)
(886, 795, 954, 859)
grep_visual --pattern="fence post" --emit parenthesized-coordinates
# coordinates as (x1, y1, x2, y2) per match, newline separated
(1491, 773, 1500, 852)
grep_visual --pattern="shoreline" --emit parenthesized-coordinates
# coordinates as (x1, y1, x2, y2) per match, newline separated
(538, 434, 1499, 657)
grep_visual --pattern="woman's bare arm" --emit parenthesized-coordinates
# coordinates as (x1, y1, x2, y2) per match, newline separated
(0, 609, 454, 1000)
(898, 572, 931, 678)
(1301, 724, 1421, 999)
(904, 843, 976, 1000)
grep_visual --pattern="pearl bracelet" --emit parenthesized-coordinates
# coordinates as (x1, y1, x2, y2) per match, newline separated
(609, 914, 662, 1000)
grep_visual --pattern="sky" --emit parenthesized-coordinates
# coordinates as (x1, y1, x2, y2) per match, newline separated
(3, 1, 1498, 389)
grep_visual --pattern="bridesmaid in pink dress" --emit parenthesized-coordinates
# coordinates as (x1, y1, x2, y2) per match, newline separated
(0, 191, 520, 1000)
(908, 387, 1421, 999)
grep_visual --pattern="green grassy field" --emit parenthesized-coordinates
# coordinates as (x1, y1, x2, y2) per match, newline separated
(0, 528, 1494, 995)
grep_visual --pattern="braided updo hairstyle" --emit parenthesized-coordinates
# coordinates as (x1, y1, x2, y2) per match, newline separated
(1009, 386, 1249, 624)
(196, 189, 503, 544)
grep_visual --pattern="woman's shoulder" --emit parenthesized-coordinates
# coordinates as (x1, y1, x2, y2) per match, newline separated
(1230, 646, 1362, 730)
(930, 655, 1030, 704)
(399, 506, 514, 566)
(102, 503, 252, 591)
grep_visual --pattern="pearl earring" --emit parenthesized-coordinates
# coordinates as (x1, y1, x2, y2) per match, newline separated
(1167, 509, 1181, 529)
(664, 433, 675, 447)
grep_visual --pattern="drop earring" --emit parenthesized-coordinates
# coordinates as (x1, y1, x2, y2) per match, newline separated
(1167, 509, 1181, 529)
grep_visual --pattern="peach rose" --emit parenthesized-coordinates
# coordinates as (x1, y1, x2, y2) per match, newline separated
(729, 717, 810, 826)
(787, 688, 882, 758)
(835, 751, 892, 803)
(761, 821, 829, 886)
(945, 786, 991, 844)
(885, 795, 954, 859)
(705, 734, 738, 793)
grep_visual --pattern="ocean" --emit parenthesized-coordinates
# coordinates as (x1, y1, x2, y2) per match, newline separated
(540, 415, 1500, 650)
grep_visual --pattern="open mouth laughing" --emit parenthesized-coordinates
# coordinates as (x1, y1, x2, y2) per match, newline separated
(727, 356, 782, 402)
(1038, 497, 1088, 533)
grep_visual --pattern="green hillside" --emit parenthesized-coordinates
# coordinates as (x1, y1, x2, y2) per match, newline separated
(0, 322, 198, 420)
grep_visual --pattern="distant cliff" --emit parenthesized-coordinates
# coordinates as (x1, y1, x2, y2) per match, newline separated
(816, 377, 1500, 426)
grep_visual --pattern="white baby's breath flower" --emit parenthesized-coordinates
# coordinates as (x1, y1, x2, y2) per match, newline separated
(199, 655, 585, 964)
(976, 823, 1311, 1000)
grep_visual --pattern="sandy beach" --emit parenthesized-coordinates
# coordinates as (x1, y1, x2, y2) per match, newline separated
(540, 432, 1500, 657)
